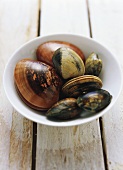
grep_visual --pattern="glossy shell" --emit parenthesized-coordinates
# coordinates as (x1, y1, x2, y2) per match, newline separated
(14, 59, 63, 111)
(62, 75, 103, 98)
(77, 89, 112, 113)
(52, 47, 85, 79)
(46, 98, 82, 120)
(85, 52, 102, 76)
(36, 41, 85, 67)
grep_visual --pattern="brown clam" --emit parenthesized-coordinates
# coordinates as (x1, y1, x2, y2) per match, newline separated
(14, 59, 63, 111)
(36, 41, 85, 67)
(62, 75, 103, 98)
(46, 98, 82, 120)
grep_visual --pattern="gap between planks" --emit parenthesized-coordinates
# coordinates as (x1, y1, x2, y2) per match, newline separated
(32, 122, 37, 170)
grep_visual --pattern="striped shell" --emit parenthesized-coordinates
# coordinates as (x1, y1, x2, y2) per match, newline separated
(52, 47, 85, 79)
(62, 75, 103, 98)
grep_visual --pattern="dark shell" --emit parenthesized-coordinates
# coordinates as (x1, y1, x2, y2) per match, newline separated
(36, 40, 85, 67)
(85, 52, 102, 76)
(46, 98, 82, 120)
(62, 75, 103, 98)
(52, 47, 85, 79)
(14, 59, 63, 111)
(77, 89, 112, 113)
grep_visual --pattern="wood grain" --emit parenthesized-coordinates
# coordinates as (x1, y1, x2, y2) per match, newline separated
(36, 0, 105, 170)
(89, 0, 123, 169)
(0, 0, 39, 169)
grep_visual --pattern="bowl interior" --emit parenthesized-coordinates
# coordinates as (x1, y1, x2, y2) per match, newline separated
(3, 34, 122, 126)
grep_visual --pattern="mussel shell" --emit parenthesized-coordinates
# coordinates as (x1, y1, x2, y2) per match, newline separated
(46, 98, 82, 120)
(52, 47, 85, 79)
(77, 89, 112, 113)
(85, 52, 102, 76)
(36, 41, 85, 67)
(62, 75, 103, 98)
(14, 59, 63, 111)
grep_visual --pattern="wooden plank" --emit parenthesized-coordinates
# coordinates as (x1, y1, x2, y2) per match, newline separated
(40, 0, 90, 36)
(0, 0, 39, 169)
(88, 0, 123, 169)
(36, 0, 105, 169)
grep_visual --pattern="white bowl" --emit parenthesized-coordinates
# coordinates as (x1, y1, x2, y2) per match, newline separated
(3, 34, 122, 127)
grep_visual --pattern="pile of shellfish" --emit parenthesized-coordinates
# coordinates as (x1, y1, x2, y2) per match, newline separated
(14, 41, 112, 121)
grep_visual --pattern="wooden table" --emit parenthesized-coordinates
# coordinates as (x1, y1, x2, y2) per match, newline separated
(1, 0, 123, 169)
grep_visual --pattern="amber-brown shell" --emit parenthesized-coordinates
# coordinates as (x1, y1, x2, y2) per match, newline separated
(14, 59, 63, 111)
(36, 41, 85, 67)
(62, 75, 103, 98)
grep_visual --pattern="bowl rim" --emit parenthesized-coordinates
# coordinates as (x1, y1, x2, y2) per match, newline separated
(3, 33, 123, 127)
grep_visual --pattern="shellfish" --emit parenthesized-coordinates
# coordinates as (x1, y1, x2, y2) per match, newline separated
(14, 59, 63, 111)
(62, 75, 103, 98)
(46, 98, 82, 120)
(52, 47, 85, 79)
(36, 40, 85, 67)
(77, 89, 112, 113)
(85, 52, 102, 76)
